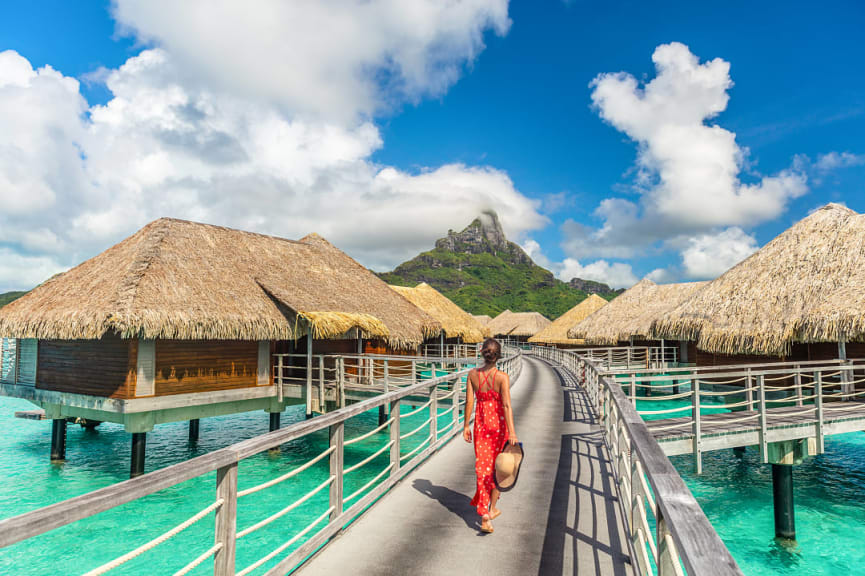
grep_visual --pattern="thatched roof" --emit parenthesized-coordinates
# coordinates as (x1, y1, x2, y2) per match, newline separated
(472, 314, 492, 326)
(487, 310, 551, 337)
(389, 283, 489, 343)
(0, 218, 440, 348)
(568, 279, 707, 345)
(528, 294, 608, 345)
(653, 203, 865, 356)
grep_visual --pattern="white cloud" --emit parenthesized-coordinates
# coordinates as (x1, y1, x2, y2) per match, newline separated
(558, 258, 638, 289)
(680, 227, 758, 279)
(815, 151, 865, 171)
(522, 238, 636, 289)
(566, 42, 807, 263)
(112, 0, 511, 122)
(0, 39, 549, 290)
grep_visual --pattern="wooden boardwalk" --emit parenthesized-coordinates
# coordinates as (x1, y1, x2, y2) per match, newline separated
(298, 356, 634, 576)
(650, 401, 865, 456)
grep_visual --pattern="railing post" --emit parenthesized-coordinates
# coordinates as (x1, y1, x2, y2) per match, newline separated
(816, 371, 825, 454)
(657, 509, 682, 576)
(607, 348, 612, 368)
(758, 374, 768, 463)
(842, 361, 853, 400)
(214, 462, 238, 576)
(453, 374, 461, 430)
(794, 365, 802, 407)
(746, 368, 754, 409)
(277, 354, 284, 402)
(630, 373, 637, 406)
(390, 398, 401, 476)
(429, 383, 438, 445)
(339, 357, 346, 408)
(318, 355, 325, 413)
(329, 423, 344, 521)
(411, 360, 417, 385)
(692, 377, 702, 474)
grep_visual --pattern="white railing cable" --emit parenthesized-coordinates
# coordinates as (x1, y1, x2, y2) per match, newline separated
(237, 476, 334, 540)
(172, 543, 223, 576)
(343, 441, 394, 476)
(82, 498, 224, 576)
(400, 417, 432, 440)
(237, 506, 334, 576)
(400, 436, 431, 462)
(238, 446, 335, 499)
(344, 463, 395, 504)
(343, 418, 394, 447)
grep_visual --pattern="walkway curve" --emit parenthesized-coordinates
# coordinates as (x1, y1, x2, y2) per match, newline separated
(297, 356, 633, 576)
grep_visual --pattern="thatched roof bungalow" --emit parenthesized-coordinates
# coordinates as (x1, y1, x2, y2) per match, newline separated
(568, 279, 706, 345)
(652, 204, 865, 358)
(0, 218, 439, 348)
(487, 310, 551, 340)
(528, 294, 608, 347)
(0, 218, 441, 441)
(472, 314, 493, 326)
(390, 283, 489, 343)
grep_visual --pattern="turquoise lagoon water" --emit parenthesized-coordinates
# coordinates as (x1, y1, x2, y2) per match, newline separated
(1, 369, 864, 575)
(0, 375, 459, 576)
(631, 381, 865, 575)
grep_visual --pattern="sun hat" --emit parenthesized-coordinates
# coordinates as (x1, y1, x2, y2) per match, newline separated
(494, 443, 524, 492)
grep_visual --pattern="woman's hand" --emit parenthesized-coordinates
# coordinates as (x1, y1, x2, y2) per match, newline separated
(463, 426, 472, 443)
(508, 433, 519, 446)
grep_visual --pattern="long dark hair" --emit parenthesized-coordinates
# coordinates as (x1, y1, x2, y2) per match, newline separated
(481, 338, 502, 364)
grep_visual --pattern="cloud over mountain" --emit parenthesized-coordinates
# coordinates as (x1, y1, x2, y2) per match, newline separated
(0, 2, 548, 290)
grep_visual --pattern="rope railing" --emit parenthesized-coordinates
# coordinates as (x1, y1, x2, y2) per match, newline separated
(529, 344, 743, 576)
(0, 347, 522, 576)
(83, 499, 225, 576)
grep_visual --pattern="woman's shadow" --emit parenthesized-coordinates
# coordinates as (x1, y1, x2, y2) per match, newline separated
(412, 478, 480, 530)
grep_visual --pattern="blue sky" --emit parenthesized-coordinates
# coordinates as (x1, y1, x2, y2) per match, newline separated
(0, 1, 863, 291)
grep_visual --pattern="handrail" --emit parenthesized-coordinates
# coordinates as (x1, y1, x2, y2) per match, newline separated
(0, 347, 522, 576)
(529, 345, 743, 576)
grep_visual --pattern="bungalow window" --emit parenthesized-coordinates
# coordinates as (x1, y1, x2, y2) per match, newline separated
(0, 338, 37, 385)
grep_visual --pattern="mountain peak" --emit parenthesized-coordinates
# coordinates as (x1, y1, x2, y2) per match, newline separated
(435, 211, 527, 262)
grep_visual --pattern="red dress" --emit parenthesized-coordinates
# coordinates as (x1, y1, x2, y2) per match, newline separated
(470, 368, 508, 517)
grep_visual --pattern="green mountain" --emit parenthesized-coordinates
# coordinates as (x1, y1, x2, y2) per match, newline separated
(377, 211, 620, 319)
(0, 291, 27, 308)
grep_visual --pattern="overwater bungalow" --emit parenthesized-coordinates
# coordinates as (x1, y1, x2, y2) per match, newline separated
(472, 314, 492, 326)
(487, 310, 551, 344)
(568, 279, 707, 362)
(652, 203, 865, 365)
(0, 218, 440, 474)
(528, 294, 608, 348)
(389, 283, 489, 350)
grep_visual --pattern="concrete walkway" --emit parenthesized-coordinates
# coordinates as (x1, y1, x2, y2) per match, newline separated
(298, 356, 633, 576)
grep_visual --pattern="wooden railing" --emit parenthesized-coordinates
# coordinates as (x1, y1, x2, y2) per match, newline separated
(606, 359, 865, 472)
(271, 351, 481, 413)
(0, 349, 522, 575)
(572, 346, 678, 370)
(530, 345, 743, 576)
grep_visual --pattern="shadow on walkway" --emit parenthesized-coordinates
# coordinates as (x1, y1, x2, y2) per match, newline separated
(539, 364, 633, 576)
(412, 478, 480, 530)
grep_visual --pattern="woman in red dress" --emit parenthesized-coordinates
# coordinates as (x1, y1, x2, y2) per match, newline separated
(463, 338, 518, 534)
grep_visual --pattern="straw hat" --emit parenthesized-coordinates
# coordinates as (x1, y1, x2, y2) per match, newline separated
(494, 443, 524, 492)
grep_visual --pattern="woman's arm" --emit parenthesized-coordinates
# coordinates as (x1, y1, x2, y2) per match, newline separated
(463, 371, 475, 443)
(500, 372, 518, 445)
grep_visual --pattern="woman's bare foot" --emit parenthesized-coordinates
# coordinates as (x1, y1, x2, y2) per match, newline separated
(480, 514, 494, 533)
(490, 507, 501, 520)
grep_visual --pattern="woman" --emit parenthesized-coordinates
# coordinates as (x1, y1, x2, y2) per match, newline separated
(463, 337, 518, 534)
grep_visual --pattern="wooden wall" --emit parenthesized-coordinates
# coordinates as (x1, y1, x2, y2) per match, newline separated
(154, 340, 259, 396)
(37, 336, 136, 398)
(695, 342, 865, 367)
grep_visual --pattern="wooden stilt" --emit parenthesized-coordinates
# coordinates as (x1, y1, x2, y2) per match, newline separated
(50, 419, 67, 462)
(130, 432, 146, 478)
(188, 419, 200, 442)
